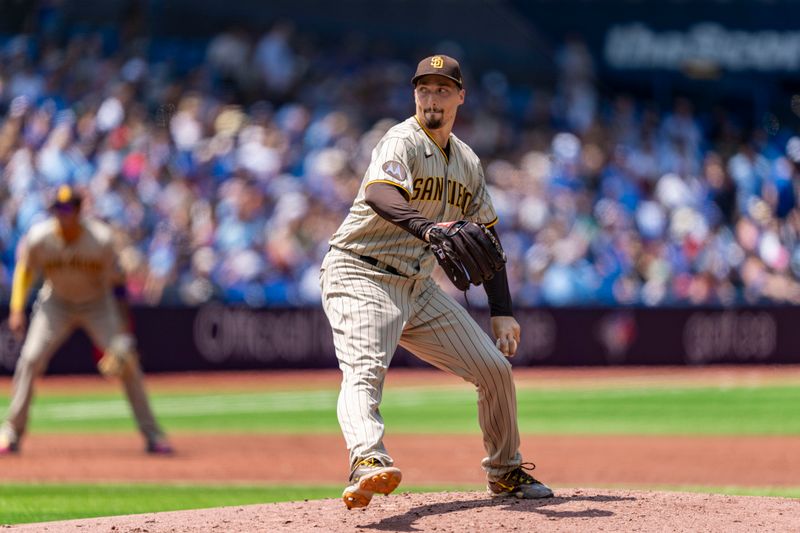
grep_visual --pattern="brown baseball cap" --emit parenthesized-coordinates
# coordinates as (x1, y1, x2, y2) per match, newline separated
(50, 184, 82, 209)
(411, 55, 463, 89)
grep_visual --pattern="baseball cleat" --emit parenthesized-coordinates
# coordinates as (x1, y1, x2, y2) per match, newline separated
(146, 437, 174, 455)
(0, 434, 19, 455)
(342, 457, 402, 509)
(487, 462, 554, 499)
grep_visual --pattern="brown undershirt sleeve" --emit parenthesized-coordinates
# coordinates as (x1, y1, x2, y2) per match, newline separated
(364, 181, 435, 241)
(483, 226, 513, 317)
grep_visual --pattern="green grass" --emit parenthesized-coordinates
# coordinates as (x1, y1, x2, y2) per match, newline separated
(2, 384, 798, 435)
(560, 483, 800, 499)
(1, 482, 798, 525)
(0, 483, 340, 525)
(0, 483, 481, 525)
(650, 485, 800, 499)
(554, 483, 800, 499)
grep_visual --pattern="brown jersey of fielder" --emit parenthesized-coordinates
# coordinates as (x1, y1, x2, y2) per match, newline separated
(321, 55, 553, 509)
(0, 185, 172, 455)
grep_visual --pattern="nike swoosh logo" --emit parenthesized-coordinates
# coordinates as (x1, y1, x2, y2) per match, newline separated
(424, 152, 433, 158)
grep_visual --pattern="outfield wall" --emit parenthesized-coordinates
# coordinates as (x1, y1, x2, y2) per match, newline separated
(1, 305, 798, 374)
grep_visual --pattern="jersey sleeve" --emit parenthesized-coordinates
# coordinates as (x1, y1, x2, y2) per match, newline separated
(364, 135, 415, 196)
(464, 164, 498, 227)
(106, 238, 126, 287)
(17, 238, 32, 269)
(9, 237, 36, 312)
(22, 231, 43, 274)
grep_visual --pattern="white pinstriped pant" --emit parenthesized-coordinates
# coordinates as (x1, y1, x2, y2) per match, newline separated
(320, 248, 523, 480)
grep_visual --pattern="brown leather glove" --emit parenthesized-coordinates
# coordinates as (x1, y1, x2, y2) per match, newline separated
(428, 220, 506, 291)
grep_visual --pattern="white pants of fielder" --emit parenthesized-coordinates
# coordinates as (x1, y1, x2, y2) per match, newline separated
(1, 292, 163, 444)
(320, 248, 523, 481)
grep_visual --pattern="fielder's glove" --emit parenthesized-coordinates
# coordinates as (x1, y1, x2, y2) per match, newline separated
(97, 333, 138, 379)
(428, 220, 507, 291)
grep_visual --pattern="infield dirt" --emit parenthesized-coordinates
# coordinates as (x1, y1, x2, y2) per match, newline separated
(8, 489, 800, 532)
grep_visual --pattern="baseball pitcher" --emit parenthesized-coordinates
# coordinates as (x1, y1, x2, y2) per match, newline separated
(320, 55, 553, 509)
(0, 185, 172, 455)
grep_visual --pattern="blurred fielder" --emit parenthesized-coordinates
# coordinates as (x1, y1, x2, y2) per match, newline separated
(0, 185, 172, 455)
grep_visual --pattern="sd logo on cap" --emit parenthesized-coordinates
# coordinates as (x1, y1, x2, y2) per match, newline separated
(412, 55, 463, 89)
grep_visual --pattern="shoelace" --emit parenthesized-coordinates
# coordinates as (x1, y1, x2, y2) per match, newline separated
(350, 457, 384, 482)
(501, 462, 539, 485)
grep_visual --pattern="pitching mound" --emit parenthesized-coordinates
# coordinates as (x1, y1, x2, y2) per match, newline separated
(9, 489, 797, 532)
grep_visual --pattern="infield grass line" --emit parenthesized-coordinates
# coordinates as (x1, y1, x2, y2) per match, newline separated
(0, 384, 797, 435)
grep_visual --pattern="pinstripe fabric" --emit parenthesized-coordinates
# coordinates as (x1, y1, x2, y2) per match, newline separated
(320, 249, 522, 478)
(328, 116, 498, 278)
(321, 117, 523, 479)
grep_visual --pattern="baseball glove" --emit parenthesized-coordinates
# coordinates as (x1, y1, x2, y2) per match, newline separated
(428, 220, 506, 291)
(97, 333, 138, 379)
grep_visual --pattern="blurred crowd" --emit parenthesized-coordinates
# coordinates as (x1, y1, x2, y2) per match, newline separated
(2, 25, 800, 308)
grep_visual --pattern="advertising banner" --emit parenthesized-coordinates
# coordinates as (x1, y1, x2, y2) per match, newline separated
(1, 305, 798, 374)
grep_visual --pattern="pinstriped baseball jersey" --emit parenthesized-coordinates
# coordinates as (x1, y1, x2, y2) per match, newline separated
(22, 218, 122, 304)
(329, 116, 497, 278)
